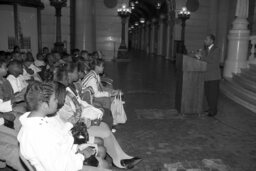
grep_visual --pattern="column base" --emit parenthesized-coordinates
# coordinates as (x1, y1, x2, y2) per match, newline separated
(115, 47, 130, 62)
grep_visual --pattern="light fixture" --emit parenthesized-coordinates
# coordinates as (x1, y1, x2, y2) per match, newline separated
(135, 0, 139, 5)
(135, 22, 139, 26)
(130, 1, 135, 10)
(139, 18, 145, 24)
(131, 25, 134, 29)
(117, 3, 131, 17)
(178, 7, 191, 18)
(155, 0, 161, 10)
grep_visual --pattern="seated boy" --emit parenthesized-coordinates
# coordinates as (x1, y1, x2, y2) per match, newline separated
(0, 58, 26, 171)
(7, 60, 28, 94)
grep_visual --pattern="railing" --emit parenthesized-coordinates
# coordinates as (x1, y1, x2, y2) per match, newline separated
(249, 35, 256, 64)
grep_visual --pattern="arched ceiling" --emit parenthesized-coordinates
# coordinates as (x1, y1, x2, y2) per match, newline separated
(129, 0, 167, 26)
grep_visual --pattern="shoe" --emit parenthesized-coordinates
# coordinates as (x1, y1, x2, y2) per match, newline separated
(111, 125, 117, 133)
(120, 157, 142, 169)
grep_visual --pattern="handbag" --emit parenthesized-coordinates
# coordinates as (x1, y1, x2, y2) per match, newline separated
(67, 88, 99, 167)
(110, 92, 127, 124)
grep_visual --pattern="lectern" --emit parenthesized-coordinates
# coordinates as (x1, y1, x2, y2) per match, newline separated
(175, 54, 207, 114)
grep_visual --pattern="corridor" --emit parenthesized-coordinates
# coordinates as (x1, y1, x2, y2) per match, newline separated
(106, 51, 256, 171)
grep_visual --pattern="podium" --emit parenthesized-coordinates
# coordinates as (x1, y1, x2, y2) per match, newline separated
(175, 54, 207, 114)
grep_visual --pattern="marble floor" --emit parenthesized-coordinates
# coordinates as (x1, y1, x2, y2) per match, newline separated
(2, 51, 256, 171)
(106, 51, 256, 171)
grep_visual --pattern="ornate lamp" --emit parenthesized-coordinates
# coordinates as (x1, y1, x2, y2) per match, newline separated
(155, 0, 161, 10)
(178, 7, 190, 54)
(50, 0, 67, 52)
(117, 3, 131, 60)
(140, 18, 145, 24)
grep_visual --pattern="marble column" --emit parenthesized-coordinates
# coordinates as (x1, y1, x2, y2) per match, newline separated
(135, 28, 138, 50)
(165, 20, 171, 60)
(223, 0, 250, 77)
(157, 15, 165, 56)
(75, 0, 96, 52)
(215, 0, 231, 65)
(139, 26, 143, 50)
(131, 32, 134, 49)
(145, 21, 150, 54)
(142, 24, 146, 51)
(150, 18, 157, 55)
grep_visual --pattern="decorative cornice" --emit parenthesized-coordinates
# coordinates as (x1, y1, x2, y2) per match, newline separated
(0, 0, 44, 9)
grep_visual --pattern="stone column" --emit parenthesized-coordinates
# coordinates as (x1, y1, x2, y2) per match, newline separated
(50, 0, 67, 52)
(130, 32, 134, 49)
(136, 28, 140, 50)
(165, 20, 171, 60)
(138, 26, 142, 50)
(134, 28, 138, 50)
(157, 15, 165, 56)
(150, 18, 156, 55)
(145, 21, 150, 54)
(141, 24, 145, 51)
(75, 0, 96, 52)
(215, 0, 231, 65)
(223, 0, 250, 77)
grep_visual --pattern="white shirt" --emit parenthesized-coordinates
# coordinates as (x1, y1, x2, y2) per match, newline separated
(17, 112, 84, 171)
(7, 75, 27, 93)
(0, 99, 12, 113)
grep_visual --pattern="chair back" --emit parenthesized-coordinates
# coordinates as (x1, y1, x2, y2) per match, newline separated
(20, 153, 36, 171)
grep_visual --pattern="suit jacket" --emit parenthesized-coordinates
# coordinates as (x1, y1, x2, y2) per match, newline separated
(201, 45, 221, 81)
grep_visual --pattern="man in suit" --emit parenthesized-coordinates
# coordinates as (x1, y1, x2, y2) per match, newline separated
(196, 34, 221, 117)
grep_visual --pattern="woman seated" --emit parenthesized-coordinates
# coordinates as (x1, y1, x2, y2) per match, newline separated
(54, 63, 142, 169)
(18, 81, 110, 171)
(81, 58, 120, 127)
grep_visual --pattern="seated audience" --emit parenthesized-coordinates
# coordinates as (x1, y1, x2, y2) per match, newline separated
(54, 63, 141, 169)
(18, 81, 110, 171)
(53, 81, 110, 169)
(42, 46, 49, 58)
(81, 58, 119, 126)
(34, 53, 46, 68)
(0, 58, 26, 171)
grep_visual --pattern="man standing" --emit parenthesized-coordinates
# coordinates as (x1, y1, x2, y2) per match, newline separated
(196, 34, 221, 117)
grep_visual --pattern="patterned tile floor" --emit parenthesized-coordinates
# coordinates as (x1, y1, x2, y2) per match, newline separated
(2, 51, 256, 171)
